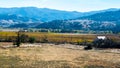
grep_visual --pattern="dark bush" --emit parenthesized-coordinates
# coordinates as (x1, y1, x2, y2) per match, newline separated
(20, 34, 29, 43)
(29, 37, 36, 43)
(92, 38, 120, 48)
(84, 44, 92, 50)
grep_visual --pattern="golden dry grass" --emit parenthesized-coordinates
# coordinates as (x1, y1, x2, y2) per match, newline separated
(0, 32, 96, 43)
(0, 31, 119, 44)
(0, 43, 120, 68)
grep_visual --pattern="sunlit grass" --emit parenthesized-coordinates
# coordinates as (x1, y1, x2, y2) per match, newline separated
(0, 32, 96, 43)
(0, 45, 120, 68)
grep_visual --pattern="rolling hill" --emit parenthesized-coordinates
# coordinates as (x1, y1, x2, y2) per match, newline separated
(0, 7, 83, 22)
(0, 7, 120, 33)
(36, 10, 120, 33)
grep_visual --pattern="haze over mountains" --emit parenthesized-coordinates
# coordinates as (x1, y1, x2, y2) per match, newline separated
(0, 7, 119, 22)
(37, 10, 120, 32)
(0, 7, 120, 33)
(0, 7, 83, 22)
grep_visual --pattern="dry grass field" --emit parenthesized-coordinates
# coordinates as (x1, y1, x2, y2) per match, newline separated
(0, 43, 120, 68)
(0, 32, 120, 68)
(0, 32, 120, 44)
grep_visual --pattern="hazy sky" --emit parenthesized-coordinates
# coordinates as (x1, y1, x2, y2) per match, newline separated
(0, 0, 120, 12)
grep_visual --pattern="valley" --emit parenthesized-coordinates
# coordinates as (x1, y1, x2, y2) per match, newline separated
(0, 6, 120, 68)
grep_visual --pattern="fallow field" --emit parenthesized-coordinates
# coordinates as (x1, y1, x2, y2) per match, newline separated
(0, 43, 120, 68)
(0, 32, 120, 68)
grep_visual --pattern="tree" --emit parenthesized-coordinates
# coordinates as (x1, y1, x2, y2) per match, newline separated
(92, 38, 119, 48)
(13, 31, 21, 47)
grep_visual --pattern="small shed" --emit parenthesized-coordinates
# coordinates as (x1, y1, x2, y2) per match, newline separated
(97, 36, 106, 40)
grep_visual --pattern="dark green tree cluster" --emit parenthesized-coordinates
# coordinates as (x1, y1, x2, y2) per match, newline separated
(84, 38, 120, 50)
(92, 38, 120, 48)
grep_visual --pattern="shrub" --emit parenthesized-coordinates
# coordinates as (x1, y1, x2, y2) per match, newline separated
(29, 37, 36, 43)
(84, 44, 92, 50)
(20, 34, 29, 43)
(92, 38, 120, 48)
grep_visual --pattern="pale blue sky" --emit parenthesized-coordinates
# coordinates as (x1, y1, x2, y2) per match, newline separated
(0, 0, 120, 12)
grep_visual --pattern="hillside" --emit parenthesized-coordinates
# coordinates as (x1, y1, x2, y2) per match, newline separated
(0, 7, 120, 33)
(0, 7, 83, 22)
(0, 7, 119, 27)
(36, 10, 120, 33)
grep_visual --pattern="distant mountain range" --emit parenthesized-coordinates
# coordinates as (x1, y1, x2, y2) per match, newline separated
(36, 10, 120, 33)
(0, 7, 119, 22)
(0, 7, 120, 33)
(0, 7, 83, 22)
